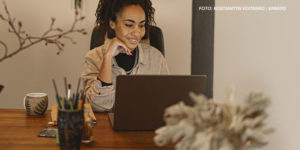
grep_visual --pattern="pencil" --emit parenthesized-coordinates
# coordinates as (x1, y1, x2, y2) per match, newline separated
(56, 95, 62, 109)
(52, 79, 59, 96)
(56, 130, 59, 145)
(76, 77, 81, 95)
(70, 100, 74, 110)
(52, 79, 61, 109)
(64, 98, 68, 109)
(74, 93, 80, 109)
(64, 77, 68, 98)
(78, 99, 83, 110)
(67, 84, 71, 99)
(59, 96, 65, 110)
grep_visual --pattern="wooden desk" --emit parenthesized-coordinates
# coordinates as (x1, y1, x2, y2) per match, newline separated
(0, 109, 172, 150)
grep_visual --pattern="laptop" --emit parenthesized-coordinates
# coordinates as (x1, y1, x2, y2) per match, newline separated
(108, 75, 206, 131)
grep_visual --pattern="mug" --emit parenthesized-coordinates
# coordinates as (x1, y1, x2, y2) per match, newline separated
(24, 93, 48, 116)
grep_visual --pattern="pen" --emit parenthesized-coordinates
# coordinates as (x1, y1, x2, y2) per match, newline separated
(52, 79, 62, 109)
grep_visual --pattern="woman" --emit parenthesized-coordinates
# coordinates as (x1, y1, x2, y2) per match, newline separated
(81, 0, 169, 112)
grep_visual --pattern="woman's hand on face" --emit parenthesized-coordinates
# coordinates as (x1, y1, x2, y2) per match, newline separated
(105, 37, 132, 57)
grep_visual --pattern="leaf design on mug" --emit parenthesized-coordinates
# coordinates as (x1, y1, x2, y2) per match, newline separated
(33, 98, 48, 115)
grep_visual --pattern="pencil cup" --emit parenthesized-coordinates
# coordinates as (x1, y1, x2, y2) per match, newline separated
(24, 93, 48, 116)
(58, 109, 84, 150)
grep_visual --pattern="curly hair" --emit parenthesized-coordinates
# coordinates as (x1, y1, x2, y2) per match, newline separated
(95, 0, 155, 39)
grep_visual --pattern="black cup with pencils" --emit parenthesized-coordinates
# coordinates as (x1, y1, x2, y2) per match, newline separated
(58, 109, 83, 150)
(52, 78, 86, 150)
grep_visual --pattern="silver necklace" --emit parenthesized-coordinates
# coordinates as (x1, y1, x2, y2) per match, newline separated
(126, 48, 139, 75)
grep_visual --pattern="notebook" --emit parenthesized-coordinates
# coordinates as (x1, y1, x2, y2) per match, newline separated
(109, 75, 206, 131)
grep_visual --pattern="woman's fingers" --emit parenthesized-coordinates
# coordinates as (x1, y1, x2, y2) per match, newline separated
(107, 38, 133, 57)
(115, 39, 132, 56)
(116, 45, 131, 56)
(125, 48, 133, 56)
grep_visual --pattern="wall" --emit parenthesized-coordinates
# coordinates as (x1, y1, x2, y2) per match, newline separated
(152, 0, 192, 75)
(0, 0, 192, 108)
(214, 0, 300, 149)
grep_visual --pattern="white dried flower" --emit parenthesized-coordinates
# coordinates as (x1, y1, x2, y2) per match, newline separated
(154, 89, 273, 150)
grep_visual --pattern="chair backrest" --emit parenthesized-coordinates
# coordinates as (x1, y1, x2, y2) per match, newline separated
(90, 25, 165, 55)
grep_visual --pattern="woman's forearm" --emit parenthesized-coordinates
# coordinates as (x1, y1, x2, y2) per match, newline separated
(98, 54, 113, 83)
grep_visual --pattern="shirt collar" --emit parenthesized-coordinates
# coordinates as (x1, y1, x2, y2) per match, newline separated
(137, 44, 147, 65)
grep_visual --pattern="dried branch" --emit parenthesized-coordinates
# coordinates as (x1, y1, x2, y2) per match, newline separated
(0, 40, 8, 58)
(0, 1, 87, 63)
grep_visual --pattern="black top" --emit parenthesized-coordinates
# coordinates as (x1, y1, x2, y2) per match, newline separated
(99, 48, 138, 86)
(115, 48, 137, 73)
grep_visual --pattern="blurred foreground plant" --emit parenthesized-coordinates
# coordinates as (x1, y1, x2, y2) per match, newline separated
(154, 88, 274, 150)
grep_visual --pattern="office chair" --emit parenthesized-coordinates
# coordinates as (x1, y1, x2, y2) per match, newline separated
(90, 25, 165, 55)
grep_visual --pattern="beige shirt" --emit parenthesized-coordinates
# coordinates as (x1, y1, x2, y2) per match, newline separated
(81, 41, 169, 112)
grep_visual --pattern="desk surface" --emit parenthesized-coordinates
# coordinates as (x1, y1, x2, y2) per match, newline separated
(0, 109, 172, 150)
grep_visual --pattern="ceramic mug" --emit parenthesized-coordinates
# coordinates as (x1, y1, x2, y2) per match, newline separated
(24, 93, 48, 116)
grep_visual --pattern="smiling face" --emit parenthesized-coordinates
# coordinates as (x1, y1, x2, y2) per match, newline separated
(110, 5, 146, 50)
